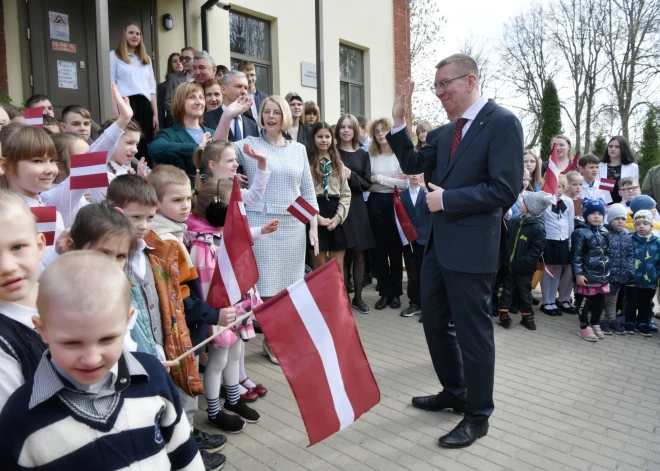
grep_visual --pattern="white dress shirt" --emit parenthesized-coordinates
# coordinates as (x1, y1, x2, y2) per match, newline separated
(109, 52, 157, 100)
(409, 186, 421, 206)
(579, 179, 613, 205)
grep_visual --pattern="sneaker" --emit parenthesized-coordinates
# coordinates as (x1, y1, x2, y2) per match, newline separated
(499, 312, 512, 328)
(194, 428, 227, 453)
(591, 324, 605, 339)
(649, 319, 658, 332)
(623, 324, 635, 335)
(520, 315, 537, 331)
(223, 400, 261, 424)
(636, 324, 652, 337)
(599, 323, 613, 335)
(610, 321, 625, 335)
(208, 409, 246, 433)
(352, 298, 370, 314)
(401, 304, 421, 317)
(201, 450, 226, 471)
(578, 326, 598, 342)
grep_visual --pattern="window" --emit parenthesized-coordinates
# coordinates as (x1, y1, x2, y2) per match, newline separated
(339, 44, 364, 116)
(229, 12, 272, 95)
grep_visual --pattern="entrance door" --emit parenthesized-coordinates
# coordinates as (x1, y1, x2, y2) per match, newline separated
(26, 0, 98, 121)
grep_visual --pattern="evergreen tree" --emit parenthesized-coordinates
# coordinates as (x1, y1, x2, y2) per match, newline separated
(539, 79, 562, 160)
(592, 134, 607, 157)
(637, 107, 660, 184)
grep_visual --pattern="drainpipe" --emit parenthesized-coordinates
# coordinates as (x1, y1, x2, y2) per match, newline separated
(183, 0, 191, 47)
(201, 0, 219, 52)
(315, 0, 325, 121)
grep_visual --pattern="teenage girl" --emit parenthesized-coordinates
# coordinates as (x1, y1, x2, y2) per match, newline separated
(524, 150, 543, 191)
(415, 121, 433, 150)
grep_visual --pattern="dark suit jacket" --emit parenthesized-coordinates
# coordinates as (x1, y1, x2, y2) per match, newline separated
(157, 81, 167, 129)
(252, 88, 269, 117)
(147, 123, 215, 185)
(202, 107, 259, 140)
(386, 99, 524, 273)
(284, 124, 311, 147)
(163, 71, 189, 116)
(400, 188, 430, 246)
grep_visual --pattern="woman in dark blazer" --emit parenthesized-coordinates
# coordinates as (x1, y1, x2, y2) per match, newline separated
(157, 52, 184, 129)
(284, 92, 311, 145)
(148, 82, 214, 187)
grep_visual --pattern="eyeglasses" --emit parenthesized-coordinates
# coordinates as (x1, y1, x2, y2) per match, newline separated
(621, 186, 640, 193)
(181, 56, 192, 63)
(262, 110, 283, 117)
(430, 74, 469, 92)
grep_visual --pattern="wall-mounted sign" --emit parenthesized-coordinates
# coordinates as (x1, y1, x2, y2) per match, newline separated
(301, 62, 317, 88)
(52, 41, 76, 53)
(49, 11, 70, 42)
(57, 60, 78, 89)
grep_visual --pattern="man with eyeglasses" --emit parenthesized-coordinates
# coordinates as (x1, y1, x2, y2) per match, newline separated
(386, 53, 524, 449)
(162, 47, 197, 126)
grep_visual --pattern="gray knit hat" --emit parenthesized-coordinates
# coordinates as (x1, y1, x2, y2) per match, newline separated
(606, 203, 628, 222)
(634, 209, 654, 227)
(522, 191, 553, 217)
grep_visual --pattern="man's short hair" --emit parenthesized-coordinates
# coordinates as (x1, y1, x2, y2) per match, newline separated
(237, 60, 255, 72)
(147, 164, 190, 201)
(181, 46, 196, 55)
(25, 94, 50, 108)
(107, 174, 158, 208)
(435, 53, 479, 80)
(578, 154, 600, 168)
(216, 65, 230, 76)
(221, 70, 247, 87)
(194, 50, 216, 68)
(61, 105, 91, 122)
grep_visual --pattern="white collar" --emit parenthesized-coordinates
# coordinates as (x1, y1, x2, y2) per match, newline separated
(137, 238, 154, 252)
(19, 194, 43, 207)
(0, 299, 39, 330)
(51, 360, 119, 394)
(461, 96, 489, 121)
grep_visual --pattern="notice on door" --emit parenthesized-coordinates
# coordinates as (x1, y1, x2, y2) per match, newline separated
(57, 61, 78, 89)
(49, 11, 70, 42)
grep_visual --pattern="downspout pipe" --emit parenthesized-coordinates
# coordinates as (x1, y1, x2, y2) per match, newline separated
(201, 0, 219, 52)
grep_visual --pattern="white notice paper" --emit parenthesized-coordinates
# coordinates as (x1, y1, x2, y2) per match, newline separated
(57, 61, 78, 89)
(49, 11, 70, 42)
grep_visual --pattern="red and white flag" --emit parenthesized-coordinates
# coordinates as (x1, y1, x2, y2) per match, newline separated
(563, 151, 580, 174)
(30, 206, 57, 246)
(393, 186, 418, 245)
(287, 196, 318, 224)
(207, 176, 258, 308)
(254, 260, 380, 446)
(25, 107, 44, 129)
(542, 144, 558, 204)
(70, 151, 109, 190)
(599, 178, 616, 192)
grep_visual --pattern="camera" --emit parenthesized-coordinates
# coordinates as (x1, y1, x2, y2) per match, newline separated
(216, 2, 231, 10)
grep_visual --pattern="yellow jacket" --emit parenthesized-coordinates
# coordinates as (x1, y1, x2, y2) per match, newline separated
(625, 210, 660, 231)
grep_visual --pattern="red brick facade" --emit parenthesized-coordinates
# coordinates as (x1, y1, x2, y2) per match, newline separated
(392, 0, 411, 128)
(0, 1, 7, 93)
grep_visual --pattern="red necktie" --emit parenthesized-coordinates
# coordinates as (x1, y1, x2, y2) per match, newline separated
(449, 118, 469, 161)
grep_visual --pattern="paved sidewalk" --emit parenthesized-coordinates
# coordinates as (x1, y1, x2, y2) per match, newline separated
(195, 286, 660, 471)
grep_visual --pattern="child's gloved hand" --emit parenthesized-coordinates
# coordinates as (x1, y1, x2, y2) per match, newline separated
(218, 306, 237, 327)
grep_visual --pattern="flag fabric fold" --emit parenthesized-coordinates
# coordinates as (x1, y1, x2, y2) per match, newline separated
(254, 260, 380, 446)
(30, 206, 57, 246)
(25, 107, 44, 129)
(599, 178, 616, 192)
(206, 175, 259, 308)
(287, 196, 318, 224)
(393, 186, 418, 245)
(70, 151, 109, 190)
(542, 144, 558, 204)
(563, 151, 580, 174)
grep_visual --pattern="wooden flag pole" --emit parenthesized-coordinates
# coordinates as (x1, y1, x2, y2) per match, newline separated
(173, 312, 253, 362)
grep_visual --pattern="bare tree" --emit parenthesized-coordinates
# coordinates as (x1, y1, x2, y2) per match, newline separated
(599, 0, 660, 140)
(497, 3, 558, 148)
(458, 35, 495, 98)
(548, 0, 607, 153)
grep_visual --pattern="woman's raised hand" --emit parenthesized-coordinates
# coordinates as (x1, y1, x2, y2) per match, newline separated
(226, 96, 254, 119)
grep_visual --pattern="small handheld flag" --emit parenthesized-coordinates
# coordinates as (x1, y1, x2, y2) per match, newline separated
(542, 144, 558, 204)
(393, 187, 418, 245)
(599, 178, 616, 192)
(563, 151, 580, 174)
(70, 151, 109, 190)
(25, 107, 44, 129)
(287, 196, 318, 224)
(30, 206, 57, 246)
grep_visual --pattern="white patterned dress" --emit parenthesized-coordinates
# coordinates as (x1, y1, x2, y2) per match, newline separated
(235, 136, 319, 296)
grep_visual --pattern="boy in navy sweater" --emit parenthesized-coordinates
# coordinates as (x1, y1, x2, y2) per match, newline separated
(400, 174, 429, 319)
(0, 251, 204, 471)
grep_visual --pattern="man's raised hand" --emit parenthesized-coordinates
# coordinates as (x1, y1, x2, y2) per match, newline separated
(392, 79, 414, 128)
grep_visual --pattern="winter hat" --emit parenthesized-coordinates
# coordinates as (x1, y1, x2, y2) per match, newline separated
(522, 191, 553, 216)
(630, 195, 656, 214)
(633, 209, 654, 227)
(606, 203, 628, 222)
(582, 198, 606, 222)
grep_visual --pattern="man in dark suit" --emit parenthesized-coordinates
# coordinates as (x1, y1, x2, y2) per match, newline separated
(203, 71, 259, 140)
(386, 54, 524, 448)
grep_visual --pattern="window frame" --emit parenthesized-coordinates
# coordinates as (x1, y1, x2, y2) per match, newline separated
(229, 11, 272, 95)
(339, 44, 364, 116)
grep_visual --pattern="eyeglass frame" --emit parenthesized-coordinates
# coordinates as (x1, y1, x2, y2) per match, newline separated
(620, 185, 640, 193)
(262, 109, 283, 117)
(181, 56, 193, 63)
(430, 74, 470, 93)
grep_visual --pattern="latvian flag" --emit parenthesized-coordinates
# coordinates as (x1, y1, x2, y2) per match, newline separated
(287, 196, 318, 224)
(542, 144, 558, 204)
(599, 178, 616, 192)
(207, 176, 258, 308)
(563, 151, 580, 174)
(25, 107, 44, 129)
(254, 259, 380, 446)
(70, 151, 109, 190)
(30, 206, 57, 246)
(393, 186, 418, 245)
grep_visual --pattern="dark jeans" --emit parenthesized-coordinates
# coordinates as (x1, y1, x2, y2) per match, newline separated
(624, 286, 655, 325)
(403, 241, 424, 306)
(575, 293, 606, 328)
(498, 271, 533, 314)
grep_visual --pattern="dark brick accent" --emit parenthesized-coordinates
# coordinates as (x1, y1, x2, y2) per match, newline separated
(392, 0, 411, 128)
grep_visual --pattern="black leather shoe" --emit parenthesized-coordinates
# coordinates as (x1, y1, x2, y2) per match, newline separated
(389, 296, 401, 309)
(375, 296, 390, 310)
(439, 419, 489, 448)
(411, 391, 466, 412)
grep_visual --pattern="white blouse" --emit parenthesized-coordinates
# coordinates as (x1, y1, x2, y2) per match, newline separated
(543, 194, 575, 245)
(109, 51, 157, 100)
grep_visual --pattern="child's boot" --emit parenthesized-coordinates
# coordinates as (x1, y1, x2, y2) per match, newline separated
(520, 313, 536, 330)
(498, 310, 512, 328)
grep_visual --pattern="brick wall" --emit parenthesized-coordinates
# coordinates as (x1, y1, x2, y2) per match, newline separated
(392, 0, 411, 127)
